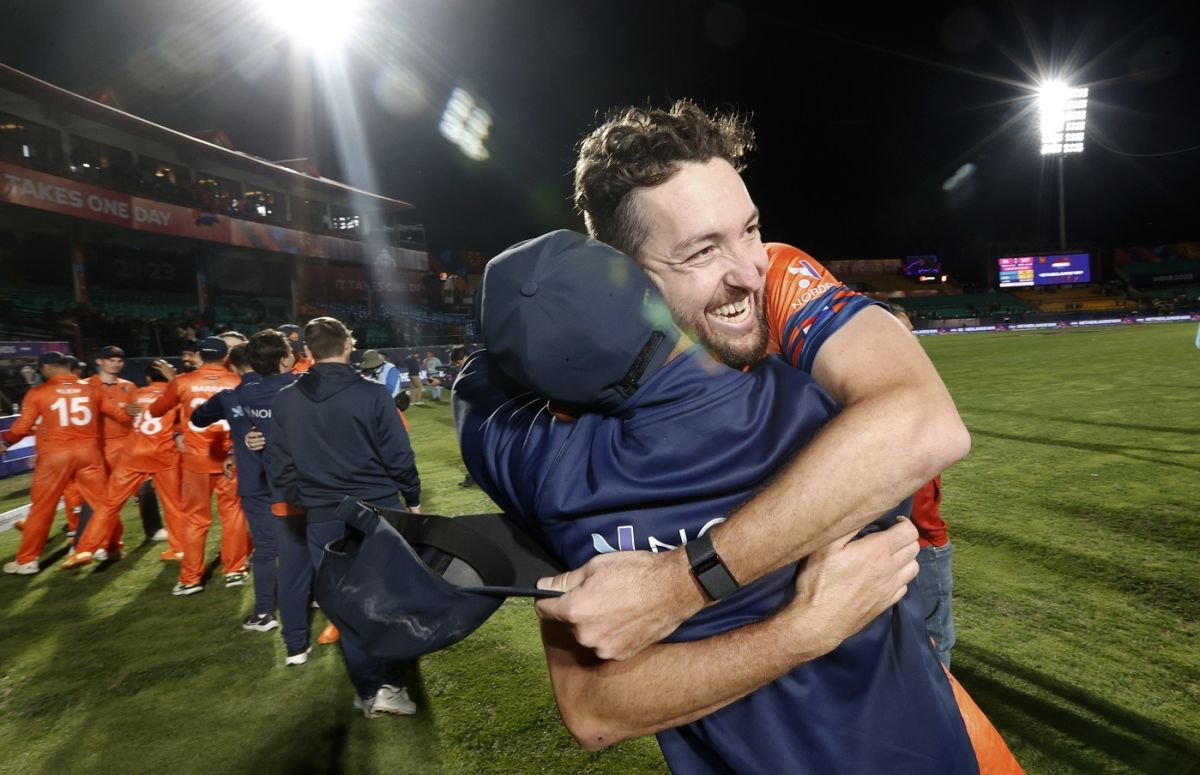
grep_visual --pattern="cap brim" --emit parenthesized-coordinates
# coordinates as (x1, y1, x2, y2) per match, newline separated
(457, 585, 562, 599)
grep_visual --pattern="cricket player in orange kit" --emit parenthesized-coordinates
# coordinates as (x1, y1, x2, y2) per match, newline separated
(89, 345, 137, 470)
(64, 363, 189, 568)
(66, 345, 140, 552)
(147, 336, 249, 595)
(2, 352, 129, 574)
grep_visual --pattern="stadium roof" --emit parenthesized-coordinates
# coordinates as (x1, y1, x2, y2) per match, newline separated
(0, 62, 413, 211)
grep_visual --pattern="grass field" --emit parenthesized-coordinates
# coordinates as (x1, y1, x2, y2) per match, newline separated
(1, 322, 1198, 774)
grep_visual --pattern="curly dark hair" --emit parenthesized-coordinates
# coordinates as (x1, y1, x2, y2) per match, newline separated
(573, 99, 755, 256)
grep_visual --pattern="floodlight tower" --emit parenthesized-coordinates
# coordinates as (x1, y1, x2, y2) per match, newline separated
(1038, 82, 1089, 250)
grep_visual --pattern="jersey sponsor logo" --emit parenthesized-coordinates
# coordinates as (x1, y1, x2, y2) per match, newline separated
(790, 281, 836, 310)
(590, 517, 726, 555)
(230, 405, 244, 419)
(786, 258, 823, 280)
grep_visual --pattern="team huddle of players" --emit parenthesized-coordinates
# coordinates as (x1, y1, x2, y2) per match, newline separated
(0, 328, 462, 628)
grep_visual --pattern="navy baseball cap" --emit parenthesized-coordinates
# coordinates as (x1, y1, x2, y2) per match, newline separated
(480, 230, 680, 413)
(197, 336, 228, 358)
(95, 345, 125, 359)
(314, 498, 564, 660)
(277, 324, 306, 354)
(36, 351, 70, 366)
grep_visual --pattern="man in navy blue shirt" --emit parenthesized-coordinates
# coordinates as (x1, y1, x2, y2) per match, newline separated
(525, 103, 973, 671)
(193, 332, 297, 632)
(456, 231, 1020, 773)
(267, 316, 422, 717)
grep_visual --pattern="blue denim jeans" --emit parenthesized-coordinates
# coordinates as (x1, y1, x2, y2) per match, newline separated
(916, 541, 955, 669)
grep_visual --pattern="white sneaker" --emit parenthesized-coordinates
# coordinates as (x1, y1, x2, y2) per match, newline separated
(150, 528, 169, 542)
(3, 559, 40, 575)
(357, 684, 416, 718)
(285, 646, 312, 666)
(93, 548, 109, 563)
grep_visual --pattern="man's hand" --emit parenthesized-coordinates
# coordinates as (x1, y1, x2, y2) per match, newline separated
(173, 433, 185, 454)
(245, 427, 265, 452)
(784, 517, 919, 655)
(222, 453, 236, 480)
(152, 359, 177, 381)
(535, 547, 706, 661)
(124, 404, 145, 418)
(406, 504, 422, 514)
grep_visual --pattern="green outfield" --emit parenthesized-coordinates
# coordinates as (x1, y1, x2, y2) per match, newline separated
(1, 322, 1197, 774)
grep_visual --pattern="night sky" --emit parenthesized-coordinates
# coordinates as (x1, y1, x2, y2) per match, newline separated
(3, 0, 1197, 282)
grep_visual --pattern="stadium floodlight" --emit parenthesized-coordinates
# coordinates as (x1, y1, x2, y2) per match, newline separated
(1038, 81, 1089, 156)
(439, 88, 492, 161)
(1036, 79, 1089, 249)
(260, 0, 363, 56)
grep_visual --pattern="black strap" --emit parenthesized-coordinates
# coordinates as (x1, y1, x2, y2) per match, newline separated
(615, 331, 665, 398)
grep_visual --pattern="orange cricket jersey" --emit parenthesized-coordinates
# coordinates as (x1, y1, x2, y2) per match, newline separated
(763, 243, 878, 372)
(86, 374, 136, 442)
(147, 363, 238, 473)
(292, 356, 313, 374)
(3, 374, 120, 452)
(123, 383, 182, 473)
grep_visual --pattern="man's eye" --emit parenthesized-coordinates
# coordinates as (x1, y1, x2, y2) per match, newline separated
(688, 245, 718, 262)
(745, 223, 762, 237)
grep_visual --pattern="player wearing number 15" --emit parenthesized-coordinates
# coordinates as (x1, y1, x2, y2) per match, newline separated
(2, 352, 130, 574)
(64, 365, 189, 568)
(147, 337, 250, 594)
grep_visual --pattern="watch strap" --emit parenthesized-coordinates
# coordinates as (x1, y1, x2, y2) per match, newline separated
(685, 532, 739, 601)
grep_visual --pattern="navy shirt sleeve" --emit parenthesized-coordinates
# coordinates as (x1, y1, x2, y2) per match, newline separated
(265, 390, 299, 506)
(191, 389, 232, 428)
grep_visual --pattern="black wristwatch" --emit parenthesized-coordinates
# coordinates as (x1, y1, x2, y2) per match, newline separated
(685, 532, 739, 601)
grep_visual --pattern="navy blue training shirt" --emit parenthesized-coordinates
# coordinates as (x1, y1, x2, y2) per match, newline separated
(454, 347, 978, 774)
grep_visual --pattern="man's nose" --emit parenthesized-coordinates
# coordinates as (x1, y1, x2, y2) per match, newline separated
(722, 246, 766, 292)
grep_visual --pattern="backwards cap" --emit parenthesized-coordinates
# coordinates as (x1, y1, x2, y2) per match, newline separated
(480, 230, 680, 413)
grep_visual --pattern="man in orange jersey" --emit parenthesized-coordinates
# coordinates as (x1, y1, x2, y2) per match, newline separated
(2, 352, 129, 574)
(63, 363, 189, 569)
(88, 346, 136, 471)
(147, 336, 250, 596)
(68, 345, 138, 553)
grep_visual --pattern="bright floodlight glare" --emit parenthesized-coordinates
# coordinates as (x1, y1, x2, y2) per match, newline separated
(439, 88, 492, 161)
(261, 0, 362, 55)
(1038, 81, 1089, 156)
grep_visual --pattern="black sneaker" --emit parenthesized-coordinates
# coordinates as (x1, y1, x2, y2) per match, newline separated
(242, 613, 280, 632)
(224, 572, 248, 587)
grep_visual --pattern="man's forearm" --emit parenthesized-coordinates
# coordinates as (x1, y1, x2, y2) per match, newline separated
(543, 520, 919, 750)
(716, 381, 964, 587)
(715, 305, 968, 595)
(543, 609, 829, 751)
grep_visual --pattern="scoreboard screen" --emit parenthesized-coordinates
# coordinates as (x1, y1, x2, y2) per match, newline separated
(998, 256, 1034, 287)
(998, 253, 1091, 287)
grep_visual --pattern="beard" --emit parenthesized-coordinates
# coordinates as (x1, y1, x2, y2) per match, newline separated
(678, 300, 769, 369)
